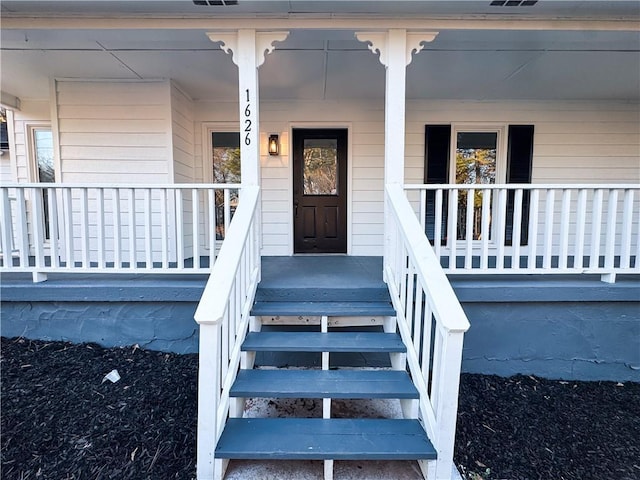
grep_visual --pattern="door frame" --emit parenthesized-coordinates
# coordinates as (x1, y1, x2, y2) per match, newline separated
(288, 122, 352, 255)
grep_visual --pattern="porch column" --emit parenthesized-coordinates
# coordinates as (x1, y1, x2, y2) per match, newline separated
(199, 30, 288, 480)
(207, 30, 289, 186)
(355, 30, 437, 266)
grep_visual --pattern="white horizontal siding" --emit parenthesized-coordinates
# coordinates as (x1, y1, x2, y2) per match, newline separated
(55, 80, 171, 184)
(171, 82, 195, 184)
(191, 99, 639, 256)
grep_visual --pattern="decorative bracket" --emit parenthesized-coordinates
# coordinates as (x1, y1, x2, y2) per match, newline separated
(355, 30, 438, 66)
(206, 30, 289, 67)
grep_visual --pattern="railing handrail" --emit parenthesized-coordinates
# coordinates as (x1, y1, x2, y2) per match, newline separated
(405, 183, 639, 190)
(194, 185, 260, 325)
(386, 184, 470, 333)
(1, 182, 242, 190)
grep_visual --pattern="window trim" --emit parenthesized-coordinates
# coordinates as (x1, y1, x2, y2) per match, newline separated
(201, 122, 239, 183)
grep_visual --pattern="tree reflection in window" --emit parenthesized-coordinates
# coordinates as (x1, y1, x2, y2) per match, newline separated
(212, 132, 240, 240)
(455, 132, 497, 241)
(303, 138, 338, 195)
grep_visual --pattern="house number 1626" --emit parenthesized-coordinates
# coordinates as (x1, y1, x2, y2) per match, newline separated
(244, 89, 251, 145)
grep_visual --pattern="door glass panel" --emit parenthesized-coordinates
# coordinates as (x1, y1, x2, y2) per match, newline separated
(303, 138, 338, 195)
(455, 132, 497, 241)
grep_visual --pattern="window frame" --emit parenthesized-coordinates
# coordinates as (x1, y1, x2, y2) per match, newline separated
(449, 123, 508, 186)
(202, 122, 240, 184)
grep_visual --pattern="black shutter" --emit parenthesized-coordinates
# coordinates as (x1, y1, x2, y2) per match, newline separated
(424, 125, 451, 245)
(506, 125, 534, 246)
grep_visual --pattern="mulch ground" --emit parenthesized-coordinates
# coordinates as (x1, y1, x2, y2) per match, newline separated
(1, 337, 639, 480)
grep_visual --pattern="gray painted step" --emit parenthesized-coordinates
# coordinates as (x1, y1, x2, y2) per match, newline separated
(230, 369, 418, 399)
(242, 331, 406, 353)
(251, 301, 395, 317)
(215, 418, 436, 460)
(255, 287, 392, 303)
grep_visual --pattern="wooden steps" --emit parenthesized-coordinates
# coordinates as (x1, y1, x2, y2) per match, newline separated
(251, 300, 396, 317)
(230, 369, 419, 399)
(211, 265, 435, 477)
(242, 331, 406, 353)
(215, 418, 436, 460)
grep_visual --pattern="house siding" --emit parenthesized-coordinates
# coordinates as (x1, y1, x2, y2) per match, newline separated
(193, 98, 638, 256)
(55, 80, 171, 183)
(170, 82, 195, 183)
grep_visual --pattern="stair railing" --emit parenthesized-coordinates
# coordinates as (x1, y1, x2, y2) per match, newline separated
(385, 184, 471, 480)
(193, 185, 261, 480)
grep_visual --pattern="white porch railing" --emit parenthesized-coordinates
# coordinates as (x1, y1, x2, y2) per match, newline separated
(0, 183, 240, 281)
(193, 185, 261, 480)
(385, 184, 471, 480)
(405, 184, 640, 283)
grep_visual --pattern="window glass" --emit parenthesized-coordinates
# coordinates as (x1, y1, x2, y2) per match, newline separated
(211, 132, 240, 240)
(34, 130, 54, 183)
(212, 132, 240, 184)
(303, 138, 338, 195)
(455, 131, 498, 241)
(455, 132, 497, 185)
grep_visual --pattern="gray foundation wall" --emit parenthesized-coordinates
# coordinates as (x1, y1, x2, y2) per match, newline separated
(1, 273, 638, 381)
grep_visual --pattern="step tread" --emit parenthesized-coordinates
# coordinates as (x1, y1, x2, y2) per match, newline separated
(215, 418, 436, 460)
(230, 369, 418, 399)
(242, 332, 406, 353)
(251, 301, 396, 317)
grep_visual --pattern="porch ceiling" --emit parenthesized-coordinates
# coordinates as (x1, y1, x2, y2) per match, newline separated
(1, 2, 639, 103)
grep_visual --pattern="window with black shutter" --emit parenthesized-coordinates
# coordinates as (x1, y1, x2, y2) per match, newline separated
(424, 123, 534, 246)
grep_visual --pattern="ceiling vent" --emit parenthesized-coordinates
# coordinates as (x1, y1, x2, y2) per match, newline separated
(490, 1, 538, 5)
(193, 0, 238, 6)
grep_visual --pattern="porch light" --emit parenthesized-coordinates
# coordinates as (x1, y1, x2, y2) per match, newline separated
(268, 134, 280, 156)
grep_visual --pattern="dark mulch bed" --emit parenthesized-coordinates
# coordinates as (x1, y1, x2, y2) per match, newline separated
(2, 337, 639, 480)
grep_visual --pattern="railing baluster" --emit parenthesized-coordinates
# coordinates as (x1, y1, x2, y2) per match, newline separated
(47, 188, 60, 268)
(0, 188, 13, 267)
(527, 189, 540, 270)
(413, 281, 423, 356)
(512, 188, 523, 270)
(208, 188, 216, 265)
(434, 189, 443, 264)
(574, 189, 587, 270)
(176, 189, 185, 270)
(63, 188, 74, 269)
(464, 188, 474, 269)
(31, 187, 46, 275)
(419, 188, 427, 231)
(619, 189, 634, 269)
(602, 189, 619, 283)
(127, 188, 136, 269)
(495, 188, 507, 271)
(542, 189, 555, 270)
(448, 188, 458, 270)
(589, 189, 604, 269)
(16, 188, 29, 267)
(160, 189, 168, 269)
(80, 188, 90, 268)
(144, 188, 152, 270)
(421, 303, 433, 388)
(558, 189, 572, 269)
(480, 189, 491, 270)
(224, 189, 231, 239)
(112, 189, 121, 269)
(193, 189, 201, 269)
(96, 188, 105, 269)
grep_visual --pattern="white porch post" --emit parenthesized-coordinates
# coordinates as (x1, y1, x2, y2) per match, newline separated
(355, 30, 437, 276)
(196, 29, 288, 480)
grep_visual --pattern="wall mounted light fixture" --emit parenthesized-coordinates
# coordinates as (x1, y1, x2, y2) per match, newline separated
(268, 134, 280, 155)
